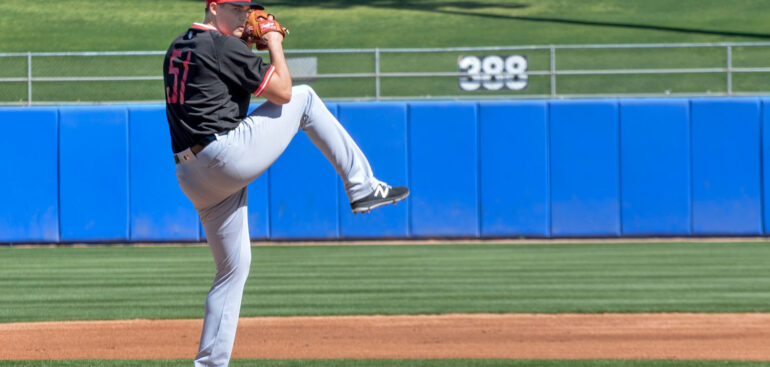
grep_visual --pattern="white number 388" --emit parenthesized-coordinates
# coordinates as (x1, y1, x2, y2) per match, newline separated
(458, 55, 528, 91)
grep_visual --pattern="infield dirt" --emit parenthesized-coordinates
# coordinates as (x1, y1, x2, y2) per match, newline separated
(2, 313, 770, 361)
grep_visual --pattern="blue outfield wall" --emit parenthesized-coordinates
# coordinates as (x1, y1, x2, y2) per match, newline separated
(337, 102, 409, 239)
(479, 101, 549, 237)
(59, 107, 130, 242)
(550, 100, 621, 237)
(0, 108, 59, 243)
(410, 102, 480, 238)
(268, 103, 340, 240)
(690, 99, 763, 235)
(3, 97, 770, 243)
(129, 106, 199, 242)
(620, 99, 691, 236)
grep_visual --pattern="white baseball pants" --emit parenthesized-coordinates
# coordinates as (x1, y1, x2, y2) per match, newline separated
(175, 85, 381, 367)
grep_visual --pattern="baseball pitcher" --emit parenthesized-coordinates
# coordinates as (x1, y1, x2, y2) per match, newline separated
(162, 1, 409, 365)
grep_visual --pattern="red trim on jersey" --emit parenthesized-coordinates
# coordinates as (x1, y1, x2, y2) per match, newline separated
(254, 65, 275, 97)
(191, 23, 218, 31)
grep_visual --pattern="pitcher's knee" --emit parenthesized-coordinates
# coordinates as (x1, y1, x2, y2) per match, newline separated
(292, 84, 314, 95)
(236, 251, 252, 281)
(216, 252, 251, 283)
(291, 84, 317, 102)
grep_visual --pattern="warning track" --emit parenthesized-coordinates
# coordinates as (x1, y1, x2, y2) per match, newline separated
(2, 313, 770, 361)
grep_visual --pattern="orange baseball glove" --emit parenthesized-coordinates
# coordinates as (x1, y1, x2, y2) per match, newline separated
(241, 9, 289, 50)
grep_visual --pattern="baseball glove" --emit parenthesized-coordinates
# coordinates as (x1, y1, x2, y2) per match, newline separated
(241, 9, 289, 50)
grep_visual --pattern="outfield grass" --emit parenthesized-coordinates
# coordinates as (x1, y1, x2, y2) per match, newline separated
(1, 242, 769, 323)
(1, 0, 770, 102)
(2, 0, 769, 52)
(2, 360, 770, 367)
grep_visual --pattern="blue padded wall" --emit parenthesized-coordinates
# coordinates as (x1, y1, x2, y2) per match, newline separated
(763, 99, 770, 234)
(691, 98, 762, 235)
(337, 102, 409, 238)
(247, 173, 270, 240)
(59, 107, 129, 242)
(478, 101, 549, 237)
(128, 106, 199, 242)
(268, 103, 340, 239)
(0, 108, 59, 242)
(549, 100, 621, 237)
(6, 97, 770, 243)
(409, 102, 479, 237)
(620, 99, 691, 236)
(245, 102, 271, 241)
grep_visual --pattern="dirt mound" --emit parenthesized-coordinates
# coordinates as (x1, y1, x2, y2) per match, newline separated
(2, 313, 769, 360)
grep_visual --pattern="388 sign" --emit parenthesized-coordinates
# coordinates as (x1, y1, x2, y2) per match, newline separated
(458, 55, 528, 91)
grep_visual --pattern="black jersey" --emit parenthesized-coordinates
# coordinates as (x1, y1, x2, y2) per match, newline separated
(163, 23, 275, 153)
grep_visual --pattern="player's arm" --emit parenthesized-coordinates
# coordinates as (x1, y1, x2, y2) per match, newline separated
(259, 30, 292, 105)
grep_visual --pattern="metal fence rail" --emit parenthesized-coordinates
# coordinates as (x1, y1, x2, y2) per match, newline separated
(2, 41, 770, 105)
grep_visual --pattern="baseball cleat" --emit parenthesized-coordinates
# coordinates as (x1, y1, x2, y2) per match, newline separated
(350, 184, 409, 213)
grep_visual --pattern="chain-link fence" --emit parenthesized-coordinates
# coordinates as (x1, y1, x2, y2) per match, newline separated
(2, 42, 770, 105)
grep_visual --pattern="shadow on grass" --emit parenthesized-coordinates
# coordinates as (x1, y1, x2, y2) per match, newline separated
(436, 10, 770, 40)
(200, 0, 770, 40)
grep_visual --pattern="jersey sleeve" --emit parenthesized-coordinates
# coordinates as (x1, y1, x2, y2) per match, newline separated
(217, 37, 276, 97)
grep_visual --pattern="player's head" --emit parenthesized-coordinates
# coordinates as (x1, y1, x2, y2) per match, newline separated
(204, 0, 264, 38)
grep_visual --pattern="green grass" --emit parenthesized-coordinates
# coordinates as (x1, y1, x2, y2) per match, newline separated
(2, 0, 770, 102)
(2, 243, 769, 366)
(1, 360, 770, 367)
(1, 242, 769, 323)
(2, 0, 770, 52)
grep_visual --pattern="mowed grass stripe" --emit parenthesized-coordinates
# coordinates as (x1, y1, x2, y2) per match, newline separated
(1, 360, 770, 367)
(0, 242, 769, 322)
